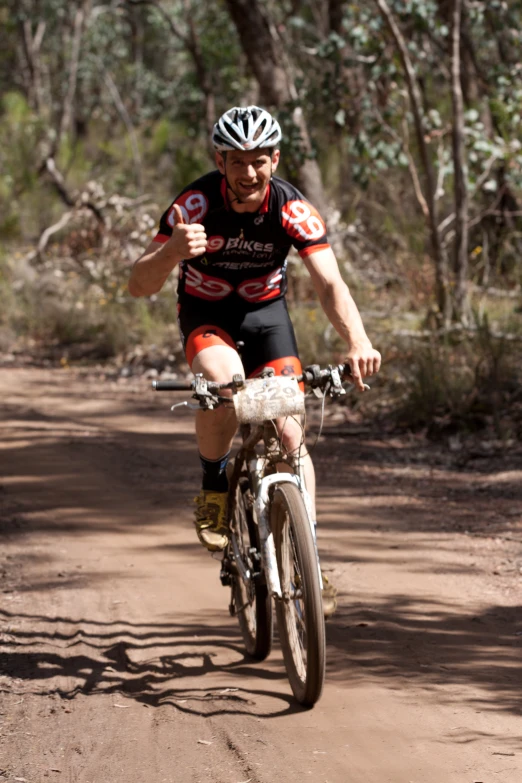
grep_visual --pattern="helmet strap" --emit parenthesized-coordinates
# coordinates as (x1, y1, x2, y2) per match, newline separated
(221, 151, 244, 205)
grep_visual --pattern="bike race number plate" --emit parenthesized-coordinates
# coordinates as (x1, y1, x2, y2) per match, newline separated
(233, 376, 305, 424)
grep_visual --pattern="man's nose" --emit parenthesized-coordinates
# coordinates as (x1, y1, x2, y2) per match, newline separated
(244, 164, 256, 179)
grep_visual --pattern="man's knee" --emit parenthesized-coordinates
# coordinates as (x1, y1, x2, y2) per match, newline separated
(191, 344, 244, 385)
(277, 416, 304, 452)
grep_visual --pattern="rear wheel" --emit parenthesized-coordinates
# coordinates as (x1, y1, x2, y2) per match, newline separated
(271, 482, 325, 706)
(231, 477, 272, 660)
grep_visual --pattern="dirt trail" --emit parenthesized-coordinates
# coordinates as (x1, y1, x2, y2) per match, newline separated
(1, 367, 521, 783)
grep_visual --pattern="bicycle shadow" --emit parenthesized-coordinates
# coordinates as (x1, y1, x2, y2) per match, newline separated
(0, 608, 304, 718)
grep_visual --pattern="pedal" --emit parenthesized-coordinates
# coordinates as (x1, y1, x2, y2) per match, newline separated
(248, 548, 265, 584)
(220, 569, 232, 586)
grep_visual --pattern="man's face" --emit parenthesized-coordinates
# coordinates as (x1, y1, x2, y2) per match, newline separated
(216, 148, 280, 210)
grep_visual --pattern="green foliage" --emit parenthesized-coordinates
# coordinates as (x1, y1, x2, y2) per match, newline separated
(394, 307, 521, 436)
(149, 119, 172, 157)
(0, 92, 47, 238)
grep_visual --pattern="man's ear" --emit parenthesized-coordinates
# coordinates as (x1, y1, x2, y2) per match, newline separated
(215, 151, 226, 174)
(271, 149, 280, 173)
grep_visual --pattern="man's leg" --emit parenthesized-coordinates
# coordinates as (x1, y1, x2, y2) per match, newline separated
(191, 344, 244, 551)
(192, 343, 243, 457)
(275, 415, 316, 514)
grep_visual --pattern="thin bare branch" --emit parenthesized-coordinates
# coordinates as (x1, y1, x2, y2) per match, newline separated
(59, 7, 86, 144)
(20, 19, 47, 114)
(438, 153, 500, 237)
(376, 108, 429, 218)
(435, 141, 447, 202)
(37, 211, 74, 256)
(33, 20, 46, 53)
(43, 157, 75, 206)
(468, 208, 522, 229)
(450, 0, 470, 320)
(101, 66, 143, 192)
(124, 0, 187, 44)
(41, 157, 106, 224)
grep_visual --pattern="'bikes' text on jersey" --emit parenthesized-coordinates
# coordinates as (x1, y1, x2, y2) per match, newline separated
(154, 172, 330, 307)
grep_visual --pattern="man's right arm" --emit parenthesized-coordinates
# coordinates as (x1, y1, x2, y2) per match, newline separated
(128, 204, 208, 298)
(128, 240, 184, 297)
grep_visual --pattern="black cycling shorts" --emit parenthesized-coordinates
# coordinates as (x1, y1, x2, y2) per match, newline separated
(178, 297, 302, 379)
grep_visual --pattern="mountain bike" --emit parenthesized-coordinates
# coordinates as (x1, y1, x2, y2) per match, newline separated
(153, 363, 352, 707)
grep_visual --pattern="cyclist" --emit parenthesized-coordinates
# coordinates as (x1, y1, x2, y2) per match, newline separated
(128, 106, 381, 616)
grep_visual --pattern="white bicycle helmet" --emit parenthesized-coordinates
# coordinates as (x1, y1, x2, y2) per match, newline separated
(212, 105, 282, 151)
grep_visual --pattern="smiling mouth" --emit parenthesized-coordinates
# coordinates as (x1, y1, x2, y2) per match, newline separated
(238, 182, 259, 193)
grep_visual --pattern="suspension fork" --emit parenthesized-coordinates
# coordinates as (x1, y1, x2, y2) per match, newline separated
(282, 452, 323, 591)
(249, 461, 303, 600)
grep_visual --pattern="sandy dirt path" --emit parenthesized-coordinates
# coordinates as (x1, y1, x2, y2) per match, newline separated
(0, 367, 521, 783)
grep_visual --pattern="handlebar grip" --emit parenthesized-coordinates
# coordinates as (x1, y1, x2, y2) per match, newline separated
(300, 363, 352, 385)
(152, 379, 193, 391)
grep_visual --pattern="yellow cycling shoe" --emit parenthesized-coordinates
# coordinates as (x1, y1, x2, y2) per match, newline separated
(193, 490, 229, 551)
(321, 572, 338, 619)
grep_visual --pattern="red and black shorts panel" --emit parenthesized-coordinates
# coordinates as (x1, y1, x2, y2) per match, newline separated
(185, 325, 236, 367)
(178, 297, 302, 380)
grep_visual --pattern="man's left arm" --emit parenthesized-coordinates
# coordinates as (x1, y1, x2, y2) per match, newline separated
(302, 247, 381, 390)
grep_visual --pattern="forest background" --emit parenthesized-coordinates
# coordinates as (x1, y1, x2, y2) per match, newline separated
(0, 0, 521, 440)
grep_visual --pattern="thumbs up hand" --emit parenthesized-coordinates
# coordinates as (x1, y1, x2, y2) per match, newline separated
(167, 203, 208, 259)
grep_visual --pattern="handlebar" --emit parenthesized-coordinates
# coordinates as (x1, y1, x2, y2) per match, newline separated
(153, 379, 195, 391)
(153, 363, 352, 398)
(153, 363, 360, 412)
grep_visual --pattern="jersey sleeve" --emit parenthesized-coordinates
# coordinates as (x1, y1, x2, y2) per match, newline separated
(280, 198, 330, 258)
(153, 188, 211, 244)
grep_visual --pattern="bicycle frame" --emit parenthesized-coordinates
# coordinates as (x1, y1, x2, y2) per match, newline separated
(227, 422, 321, 600)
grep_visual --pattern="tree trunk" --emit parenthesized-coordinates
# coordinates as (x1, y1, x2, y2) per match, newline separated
(18, 18, 47, 116)
(450, 0, 470, 323)
(225, 0, 328, 214)
(182, 0, 216, 159)
(375, 0, 451, 324)
(327, 0, 365, 134)
(58, 6, 86, 148)
(328, 0, 344, 32)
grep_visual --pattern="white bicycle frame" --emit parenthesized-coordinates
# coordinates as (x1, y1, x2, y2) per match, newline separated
(247, 457, 323, 599)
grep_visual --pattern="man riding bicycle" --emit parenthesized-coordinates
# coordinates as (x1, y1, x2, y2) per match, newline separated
(128, 106, 381, 616)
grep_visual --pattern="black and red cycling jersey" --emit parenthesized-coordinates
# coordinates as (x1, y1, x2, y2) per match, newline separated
(153, 171, 330, 308)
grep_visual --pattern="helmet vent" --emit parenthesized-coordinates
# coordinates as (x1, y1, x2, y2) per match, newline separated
(212, 105, 282, 152)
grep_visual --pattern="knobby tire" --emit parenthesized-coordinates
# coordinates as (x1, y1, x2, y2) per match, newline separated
(271, 482, 325, 707)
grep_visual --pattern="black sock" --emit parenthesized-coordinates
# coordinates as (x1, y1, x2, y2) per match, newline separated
(200, 451, 230, 493)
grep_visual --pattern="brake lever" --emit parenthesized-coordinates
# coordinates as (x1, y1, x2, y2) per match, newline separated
(171, 400, 200, 412)
(329, 366, 346, 398)
(342, 381, 371, 392)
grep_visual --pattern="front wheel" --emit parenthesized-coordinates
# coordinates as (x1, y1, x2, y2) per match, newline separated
(271, 482, 325, 707)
